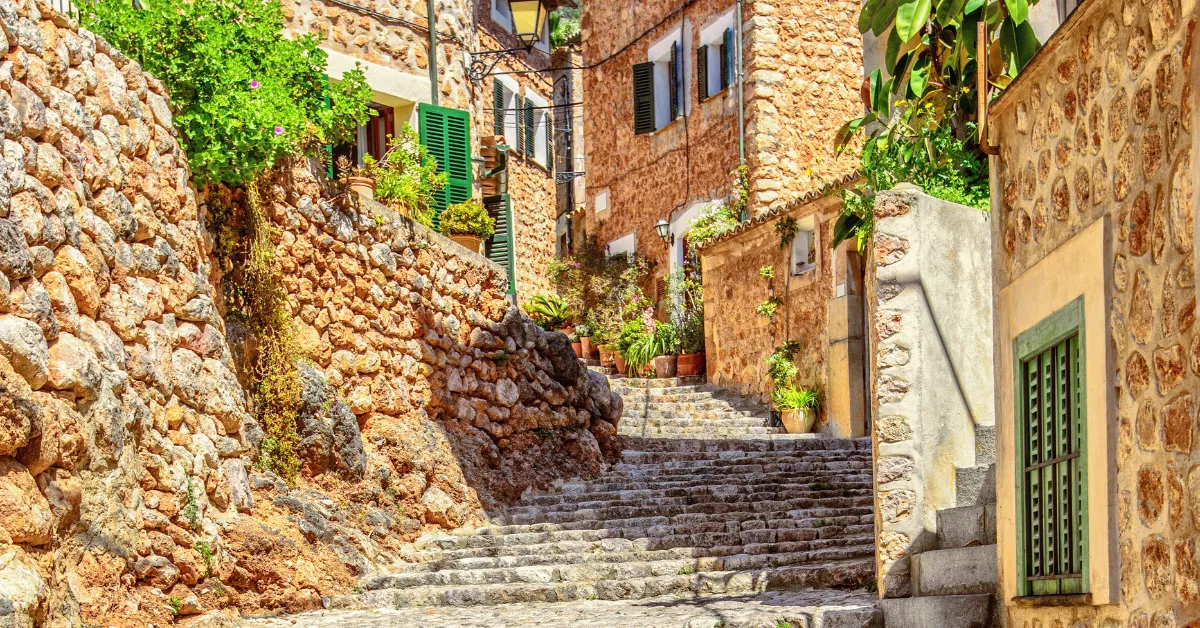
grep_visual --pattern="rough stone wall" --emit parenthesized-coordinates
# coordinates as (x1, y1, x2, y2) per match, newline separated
(283, 0, 560, 301)
(698, 200, 834, 419)
(581, 0, 862, 284)
(0, 3, 620, 626)
(864, 189, 995, 598)
(741, 0, 862, 211)
(990, 0, 1194, 624)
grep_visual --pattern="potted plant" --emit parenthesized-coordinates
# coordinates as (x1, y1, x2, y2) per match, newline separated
(667, 268, 705, 377)
(569, 333, 583, 358)
(628, 321, 678, 379)
(525, 294, 570, 332)
(440, 199, 495, 254)
(336, 156, 376, 201)
(772, 386, 820, 434)
(576, 323, 594, 359)
(366, 124, 447, 228)
(616, 319, 646, 376)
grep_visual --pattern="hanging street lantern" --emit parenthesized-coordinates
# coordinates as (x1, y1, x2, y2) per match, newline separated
(508, 0, 551, 47)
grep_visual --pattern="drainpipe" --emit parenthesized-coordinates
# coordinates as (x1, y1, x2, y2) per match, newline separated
(735, 0, 745, 167)
(427, 0, 438, 105)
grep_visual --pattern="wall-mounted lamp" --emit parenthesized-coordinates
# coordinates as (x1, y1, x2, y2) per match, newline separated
(654, 218, 674, 247)
(467, 0, 568, 81)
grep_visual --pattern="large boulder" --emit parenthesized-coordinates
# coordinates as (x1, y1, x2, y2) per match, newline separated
(543, 330, 580, 386)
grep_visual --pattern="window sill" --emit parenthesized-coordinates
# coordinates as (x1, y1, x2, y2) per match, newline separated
(699, 89, 730, 102)
(1010, 594, 1093, 607)
(649, 115, 686, 135)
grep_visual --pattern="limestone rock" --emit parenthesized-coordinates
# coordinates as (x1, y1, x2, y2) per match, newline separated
(133, 554, 180, 589)
(0, 218, 32, 279)
(0, 356, 38, 457)
(44, 332, 102, 399)
(0, 545, 47, 627)
(0, 457, 52, 545)
(221, 459, 253, 512)
(0, 314, 47, 388)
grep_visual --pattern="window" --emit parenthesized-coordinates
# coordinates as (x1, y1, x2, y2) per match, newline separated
(790, 215, 818, 276)
(1057, 0, 1080, 20)
(484, 195, 516, 295)
(490, 0, 550, 52)
(594, 189, 609, 218)
(525, 91, 552, 169)
(418, 103, 472, 227)
(633, 23, 689, 134)
(1015, 297, 1088, 597)
(697, 8, 735, 101)
(493, 76, 521, 153)
(333, 101, 395, 175)
(607, 232, 636, 258)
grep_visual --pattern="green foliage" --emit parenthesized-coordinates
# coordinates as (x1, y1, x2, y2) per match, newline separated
(766, 341, 801, 390)
(731, 165, 750, 218)
(548, 234, 644, 343)
(667, 268, 704, 354)
(82, 0, 373, 186)
(440, 199, 495, 238)
(759, 266, 775, 281)
(549, 6, 581, 49)
(616, 319, 647, 355)
(772, 385, 820, 412)
(195, 541, 216, 578)
(364, 124, 448, 228)
(491, 350, 511, 366)
(774, 217, 799, 250)
(677, 565, 695, 575)
(181, 476, 200, 528)
(835, 0, 1041, 248)
(627, 321, 679, 373)
(168, 596, 183, 616)
(685, 201, 740, 251)
(756, 297, 782, 319)
(525, 294, 571, 329)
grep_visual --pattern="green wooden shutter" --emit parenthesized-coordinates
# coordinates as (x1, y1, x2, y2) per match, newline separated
(322, 73, 334, 179)
(484, 194, 516, 295)
(419, 103, 472, 229)
(633, 62, 656, 134)
(697, 44, 709, 101)
(493, 79, 505, 135)
(668, 42, 680, 119)
(545, 111, 554, 173)
(515, 96, 525, 154)
(524, 98, 535, 159)
(1014, 297, 1087, 597)
(721, 28, 734, 90)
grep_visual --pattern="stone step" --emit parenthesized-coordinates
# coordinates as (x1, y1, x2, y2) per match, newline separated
(529, 480, 871, 505)
(620, 436, 871, 453)
(881, 594, 993, 628)
(618, 427, 785, 439)
(613, 454, 873, 470)
(553, 473, 872, 494)
(912, 545, 997, 597)
(502, 491, 874, 520)
(609, 462, 872, 479)
(402, 534, 878, 571)
(619, 412, 771, 423)
(608, 377, 706, 390)
(493, 497, 875, 526)
(339, 557, 875, 609)
(975, 424, 996, 467)
(365, 545, 877, 590)
(936, 504, 997, 550)
(619, 448, 868, 463)
(955, 464, 996, 508)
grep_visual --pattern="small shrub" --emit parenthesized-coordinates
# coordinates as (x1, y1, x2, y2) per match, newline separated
(364, 124, 448, 228)
(685, 201, 739, 250)
(440, 199, 495, 239)
(491, 350, 511, 366)
(181, 477, 200, 528)
(677, 565, 695, 575)
(167, 596, 183, 616)
(525, 294, 571, 330)
(195, 541, 216, 578)
(772, 386, 820, 412)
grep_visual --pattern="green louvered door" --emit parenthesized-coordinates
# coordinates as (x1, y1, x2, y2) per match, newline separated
(483, 195, 515, 295)
(419, 103, 472, 229)
(1015, 297, 1088, 597)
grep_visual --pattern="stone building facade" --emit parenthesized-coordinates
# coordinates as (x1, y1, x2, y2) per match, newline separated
(578, 0, 863, 294)
(0, 1, 619, 625)
(282, 0, 565, 301)
(989, 0, 1197, 624)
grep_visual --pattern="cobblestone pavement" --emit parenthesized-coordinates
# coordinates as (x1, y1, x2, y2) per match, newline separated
(241, 590, 880, 627)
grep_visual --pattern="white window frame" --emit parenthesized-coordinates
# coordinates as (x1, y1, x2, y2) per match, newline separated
(496, 74, 520, 151)
(607, 232, 637, 258)
(526, 90, 551, 168)
(647, 21, 691, 131)
(668, 201, 705, 274)
(491, 0, 551, 53)
(790, 214, 819, 276)
(698, 7, 735, 99)
(594, 189, 610, 219)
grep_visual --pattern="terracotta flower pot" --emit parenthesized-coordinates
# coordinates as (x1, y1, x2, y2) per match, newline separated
(571, 342, 584, 358)
(348, 176, 375, 201)
(448, 234, 483, 254)
(598, 345, 615, 367)
(780, 409, 815, 434)
(652, 355, 678, 379)
(614, 354, 628, 375)
(580, 337, 594, 358)
(676, 352, 706, 377)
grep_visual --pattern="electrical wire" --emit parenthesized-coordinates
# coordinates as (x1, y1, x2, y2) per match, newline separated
(323, 0, 470, 46)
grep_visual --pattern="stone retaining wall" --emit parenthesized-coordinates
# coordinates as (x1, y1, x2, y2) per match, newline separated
(0, 2, 620, 625)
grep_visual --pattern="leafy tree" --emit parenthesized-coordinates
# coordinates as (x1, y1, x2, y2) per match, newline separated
(833, 0, 1043, 248)
(83, 0, 373, 186)
(549, 6, 580, 49)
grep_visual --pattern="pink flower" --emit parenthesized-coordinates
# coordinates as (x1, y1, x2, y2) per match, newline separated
(250, 80, 261, 89)
(273, 126, 284, 135)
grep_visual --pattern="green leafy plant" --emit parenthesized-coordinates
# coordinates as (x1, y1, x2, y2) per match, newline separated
(686, 201, 740, 251)
(576, 323, 592, 338)
(549, 5, 581, 49)
(525, 294, 571, 330)
(364, 124, 448, 228)
(627, 320, 680, 374)
(756, 298, 782, 319)
(766, 341, 802, 390)
(168, 596, 183, 616)
(667, 268, 704, 355)
(83, 0, 373, 186)
(195, 541, 216, 578)
(772, 386, 820, 412)
(440, 199, 495, 239)
(181, 476, 200, 528)
(617, 319, 647, 356)
(834, 0, 1041, 247)
(677, 565, 695, 575)
(759, 266, 775, 281)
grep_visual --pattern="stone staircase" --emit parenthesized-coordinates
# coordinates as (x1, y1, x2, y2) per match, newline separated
(326, 377, 882, 627)
(881, 425, 998, 628)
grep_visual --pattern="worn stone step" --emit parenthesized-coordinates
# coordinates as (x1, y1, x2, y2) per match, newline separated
(402, 534, 878, 571)
(610, 462, 872, 480)
(912, 544, 998, 597)
(494, 496, 876, 526)
(613, 454, 873, 470)
(955, 464, 996, 508)
(507, 489, 873, 517)
(936, 504, 997, 550)
(530, 480, 871, 505)
(608, 377, 706, 390)
(339, 557, 875, 608)
(620, 436, 871, 453)
(560, 473, 873, 494)
(619, 448, 869, 463)
(365, 545, 876, 590)
(881, 594, 993, 628)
